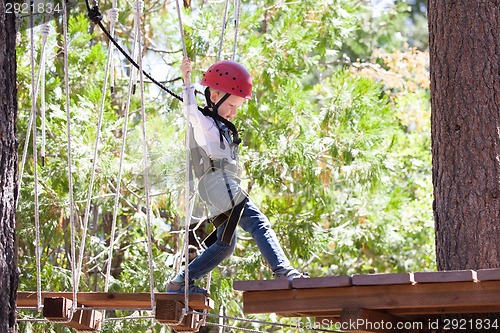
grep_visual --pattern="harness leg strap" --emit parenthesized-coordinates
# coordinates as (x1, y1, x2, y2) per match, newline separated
(203, 195, 249, 247)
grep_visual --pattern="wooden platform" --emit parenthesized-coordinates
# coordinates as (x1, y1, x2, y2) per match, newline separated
(234, 269, 500, 333)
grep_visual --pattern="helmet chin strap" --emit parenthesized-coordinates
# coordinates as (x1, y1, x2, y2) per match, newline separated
(202, 87, 241, 146)
(204, 87, 230, 116)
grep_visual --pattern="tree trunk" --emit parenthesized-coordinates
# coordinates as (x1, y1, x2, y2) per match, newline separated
(429, 0, 500, 331)
(430, 0, 500, 270)
(0, 1, 19, 331)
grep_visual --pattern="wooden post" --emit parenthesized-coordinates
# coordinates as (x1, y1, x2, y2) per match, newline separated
(155, 299, 183, 323)
(155, 299, 201, 332)
(43, 297, 104, 331)
(43, 297, 72, 321)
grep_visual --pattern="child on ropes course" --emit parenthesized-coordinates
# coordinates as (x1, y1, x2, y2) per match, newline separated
(166, 59, 308, 295)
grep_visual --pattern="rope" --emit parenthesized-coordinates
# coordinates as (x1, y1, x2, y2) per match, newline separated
(40, 24, 49, 166)
(174, 0, 192, 315)
(75, 0, 119, 297)
(16, 317, 48, 323)
(204, 321, 267, 333)
(216, 0, 241, 61)
(133, 0, 157, 310)
(62, 0, 78, 316)
(232, 0, 241, 60)
(107, 7, 119, 93)
(18, 22, 51, 206)
(217, 0, 230, 62)
(72, 2, 120, 328)
(104, 0, 139, 297)
(20, 26, 52, 310)
(188, 311, 344, 333)
(29, 11, 42, 313)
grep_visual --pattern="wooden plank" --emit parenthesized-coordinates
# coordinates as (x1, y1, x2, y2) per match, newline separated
(340, 308, 421, 333)
(413, 270, 477, 283)
(241, 280, 500, 316)
(292, 276, 352, 289)
(171, 313, 199, 332)
(155, 299, 200, 332)
(352, 273, 415, 286)
(233, 279, 291, 291)
(43, 298, 104, 331)
(476, 268, 500, 281)
(69, 307, 104, 331)
(17, 292, 212, 310)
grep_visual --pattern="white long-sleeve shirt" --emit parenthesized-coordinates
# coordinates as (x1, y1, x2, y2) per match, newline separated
(183, 84, 238, 166)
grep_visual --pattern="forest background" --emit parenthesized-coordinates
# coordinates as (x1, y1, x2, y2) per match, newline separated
(16, 0, 433, 331)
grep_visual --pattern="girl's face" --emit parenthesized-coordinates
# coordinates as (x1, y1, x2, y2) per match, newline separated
(210, 90, 246, 121)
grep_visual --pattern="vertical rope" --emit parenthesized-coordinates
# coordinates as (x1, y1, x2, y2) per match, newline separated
(174, 0, 192, 315)
(108, 6, 119, 94)
(29, 7, 42, 312)
(231, 0, 241, 60)
(61, 0, 78, 313)
(104, 0, 140, 296)
(217, 0, 230, 62)
(40, 24, 49, 167)
(133, 0, 156, 310)
(78, 2, 119, 296)
(18, 23, 50, 208)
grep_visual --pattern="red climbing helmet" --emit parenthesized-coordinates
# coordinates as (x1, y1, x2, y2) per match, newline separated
(200, 60, 252, 99)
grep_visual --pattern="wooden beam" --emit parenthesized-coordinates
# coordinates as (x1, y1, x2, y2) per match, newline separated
(241, 280, 500, 316)
(17, 292, 213, 311)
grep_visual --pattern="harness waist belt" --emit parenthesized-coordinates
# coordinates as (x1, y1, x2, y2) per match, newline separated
(210, 159, 238, 174)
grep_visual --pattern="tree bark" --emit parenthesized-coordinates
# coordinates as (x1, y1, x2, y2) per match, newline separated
(0, 0, 19, 331)
(430, 0, 500, 270)
(429, 1, 500, 331)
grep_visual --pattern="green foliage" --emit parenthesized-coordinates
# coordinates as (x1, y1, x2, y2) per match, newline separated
(15, 0, 433, 331)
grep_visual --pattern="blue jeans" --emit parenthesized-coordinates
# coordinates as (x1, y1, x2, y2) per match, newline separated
(178, 169, 294, 283)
